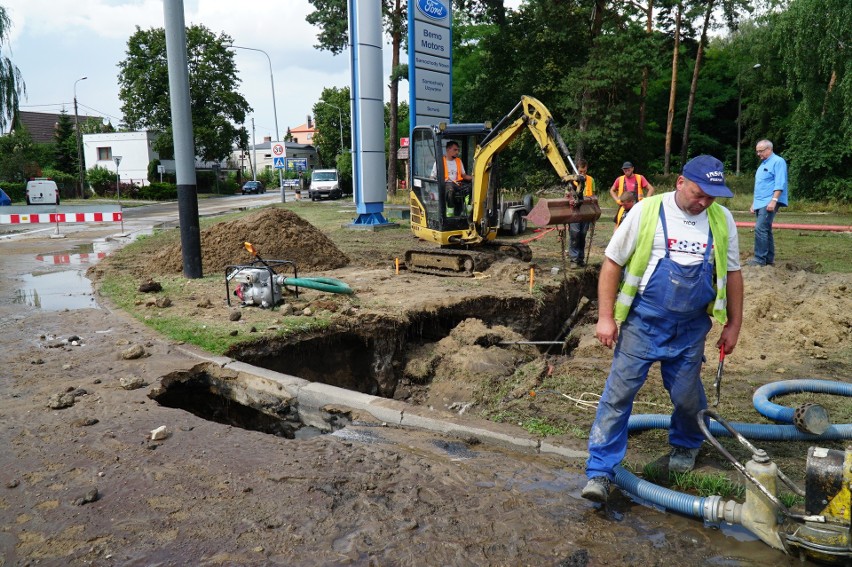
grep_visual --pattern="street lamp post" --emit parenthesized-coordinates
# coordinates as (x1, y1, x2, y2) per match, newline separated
(229, 44, 284, 200)
(736, 63, 762, 175)
(113, 155, 125, 234)
(318, 101, 345, 152)
(73, 76, 88, 199)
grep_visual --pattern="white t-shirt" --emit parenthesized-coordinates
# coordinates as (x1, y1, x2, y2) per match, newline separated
(605, 192, 741, 293)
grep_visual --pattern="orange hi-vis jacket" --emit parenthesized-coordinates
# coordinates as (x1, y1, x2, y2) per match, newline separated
(443, 157, 464, 181)
(616, 174, 647, 200)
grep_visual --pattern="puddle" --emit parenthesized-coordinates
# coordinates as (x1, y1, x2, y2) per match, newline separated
(35, 242, 108, 265)
(13, 270, 100, 311)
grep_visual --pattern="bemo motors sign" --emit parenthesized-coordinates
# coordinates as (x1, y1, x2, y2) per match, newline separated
(410, 0, 453, 127)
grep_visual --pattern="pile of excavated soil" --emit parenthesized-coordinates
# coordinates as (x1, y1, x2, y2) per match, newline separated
(152, 208, 349, 275)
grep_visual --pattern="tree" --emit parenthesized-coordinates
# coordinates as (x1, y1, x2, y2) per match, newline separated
(0, 7, 25, 132)
(0, 127, 44, 182)
(53, 110, 77, 176)
(312, 86, 350, 167)
(117, 24, 250, 162)
(772, 0, 852, 201)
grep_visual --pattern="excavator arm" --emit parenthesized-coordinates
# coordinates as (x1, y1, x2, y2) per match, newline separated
(469, 95, 582, 233)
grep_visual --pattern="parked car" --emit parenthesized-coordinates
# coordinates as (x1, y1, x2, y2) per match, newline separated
(0, 188, 10, 206)
(241, 181, 265, 195)
(25, 178, 59, 205)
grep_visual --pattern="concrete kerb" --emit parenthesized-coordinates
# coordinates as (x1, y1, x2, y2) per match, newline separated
(179, 350, 589, 461)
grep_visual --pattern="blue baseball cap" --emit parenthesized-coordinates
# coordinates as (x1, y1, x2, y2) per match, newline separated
(682, 155, 733, 198)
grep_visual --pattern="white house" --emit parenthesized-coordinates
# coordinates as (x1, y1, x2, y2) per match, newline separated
(82, 131, 159, 186)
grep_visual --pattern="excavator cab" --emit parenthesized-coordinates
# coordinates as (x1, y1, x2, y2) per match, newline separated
(409, 123, 499, 244)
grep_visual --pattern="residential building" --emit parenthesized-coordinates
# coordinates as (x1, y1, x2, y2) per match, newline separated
(288, 122, 316, 145)
(82, 131, 159, 186)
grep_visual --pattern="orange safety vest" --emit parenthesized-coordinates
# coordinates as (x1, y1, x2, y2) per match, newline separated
(443, 157, 464, 182)
(614, 205, 631, 227)
(616, 174, 646, 200)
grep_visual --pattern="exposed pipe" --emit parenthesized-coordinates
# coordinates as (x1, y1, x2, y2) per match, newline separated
(735, 221, 852, 232)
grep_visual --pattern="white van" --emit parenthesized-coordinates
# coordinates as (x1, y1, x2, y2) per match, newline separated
(309, 169, 341, 201)
(26, 178, 60, 205)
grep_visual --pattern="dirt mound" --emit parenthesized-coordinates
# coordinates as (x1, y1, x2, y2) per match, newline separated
(730, 264, 852, 371)
(152, 208, 349, 275)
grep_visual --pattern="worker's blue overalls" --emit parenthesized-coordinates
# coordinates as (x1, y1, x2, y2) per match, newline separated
(586, 206, 717, 481)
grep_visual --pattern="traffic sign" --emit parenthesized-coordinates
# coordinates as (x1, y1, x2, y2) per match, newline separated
(272, 142, 285, 156)
(273, 157, 285, 169)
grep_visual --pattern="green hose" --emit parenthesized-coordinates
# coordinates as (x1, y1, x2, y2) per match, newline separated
(283, 277, 353, 295)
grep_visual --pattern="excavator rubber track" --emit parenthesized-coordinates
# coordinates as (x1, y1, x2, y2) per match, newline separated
(404, 241, 532, 277)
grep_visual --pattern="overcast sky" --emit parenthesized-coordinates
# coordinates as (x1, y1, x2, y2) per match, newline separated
(4, 0, 522, 144)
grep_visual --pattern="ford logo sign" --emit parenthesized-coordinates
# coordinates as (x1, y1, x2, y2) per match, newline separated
(417, 0, 448, 20)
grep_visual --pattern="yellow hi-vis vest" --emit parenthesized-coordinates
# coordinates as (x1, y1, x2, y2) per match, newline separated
(442, 157, 464, 181)
(617, 174, 646, 200)
(614, 195, 730, 324)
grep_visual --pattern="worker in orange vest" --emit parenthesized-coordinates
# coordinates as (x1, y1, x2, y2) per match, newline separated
(610, 161, 654, 227)
(441, 140, 472, 216)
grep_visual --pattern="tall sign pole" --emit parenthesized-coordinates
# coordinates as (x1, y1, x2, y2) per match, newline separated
(348, 0, 389, 226)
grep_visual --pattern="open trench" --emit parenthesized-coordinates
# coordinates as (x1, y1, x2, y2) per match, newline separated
(150, 269, 600, 437)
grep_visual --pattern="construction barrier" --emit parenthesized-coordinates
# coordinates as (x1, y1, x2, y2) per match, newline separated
(0, 211, 122, 224)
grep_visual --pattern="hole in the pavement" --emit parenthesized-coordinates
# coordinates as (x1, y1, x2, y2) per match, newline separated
(148, 364, 350, 439)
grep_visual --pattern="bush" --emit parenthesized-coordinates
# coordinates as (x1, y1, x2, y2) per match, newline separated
(138, 182, 177, 201)
(0, 181, 25, 203)
(87, 165, 116, 197)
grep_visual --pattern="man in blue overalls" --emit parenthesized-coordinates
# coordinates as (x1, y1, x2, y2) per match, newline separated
(581, 155, 744, 503)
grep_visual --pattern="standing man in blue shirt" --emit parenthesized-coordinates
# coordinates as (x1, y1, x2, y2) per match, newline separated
(750, 140, 788, 266)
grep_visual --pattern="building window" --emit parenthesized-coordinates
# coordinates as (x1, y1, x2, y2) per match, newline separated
(306, 134, 313, 141)
(97, 147, 112, 161)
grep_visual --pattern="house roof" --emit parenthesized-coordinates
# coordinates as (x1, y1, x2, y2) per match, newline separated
(289, 122, 316, 134)
(13, 111, 103, 144)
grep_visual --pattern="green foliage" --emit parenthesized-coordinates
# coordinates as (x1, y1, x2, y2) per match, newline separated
(0, 7, 25, 132)
(117, 24, 250, 162)
(312, 87, 351, 167)
(87, 165, 116, 197)
(52, 110, 77, 176)
(0, 127, 46, 182)
(138, 182, 177, 201)
(0, 181, 24, 202)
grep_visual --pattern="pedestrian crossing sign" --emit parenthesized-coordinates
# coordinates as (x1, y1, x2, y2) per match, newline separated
(273, 157, 285, 169)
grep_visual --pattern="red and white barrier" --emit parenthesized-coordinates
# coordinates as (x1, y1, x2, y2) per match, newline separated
(36, 252, 108, 265)
(0, 212, 123, 224)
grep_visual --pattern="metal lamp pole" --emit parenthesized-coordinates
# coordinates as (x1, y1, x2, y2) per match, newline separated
(73, 76, 87, 199)
(319, 101, 345, 152)
(113, 155, 125, 234)
(229, 44, 283, 200)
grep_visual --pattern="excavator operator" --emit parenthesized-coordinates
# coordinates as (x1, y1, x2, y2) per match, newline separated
(441, 140, 472, 216)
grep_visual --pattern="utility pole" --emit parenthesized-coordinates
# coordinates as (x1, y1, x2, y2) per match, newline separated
(73, 76, 88, 199)
(251, 118, 257, 181)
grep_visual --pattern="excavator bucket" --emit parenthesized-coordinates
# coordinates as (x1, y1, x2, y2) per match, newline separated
(526, 197, 602, 227)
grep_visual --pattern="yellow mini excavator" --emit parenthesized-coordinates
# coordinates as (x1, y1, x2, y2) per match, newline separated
(406, 95, 600, 276)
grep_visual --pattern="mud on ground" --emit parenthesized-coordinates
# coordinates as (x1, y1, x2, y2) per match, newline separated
(3, 205, 850, 565)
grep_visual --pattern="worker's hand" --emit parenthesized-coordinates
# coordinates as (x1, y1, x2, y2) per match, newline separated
(749, 204, 755, 214)
(767, 201, 776, 213)
(595, 317, 619, 349)
(716, 324, 739, 355)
